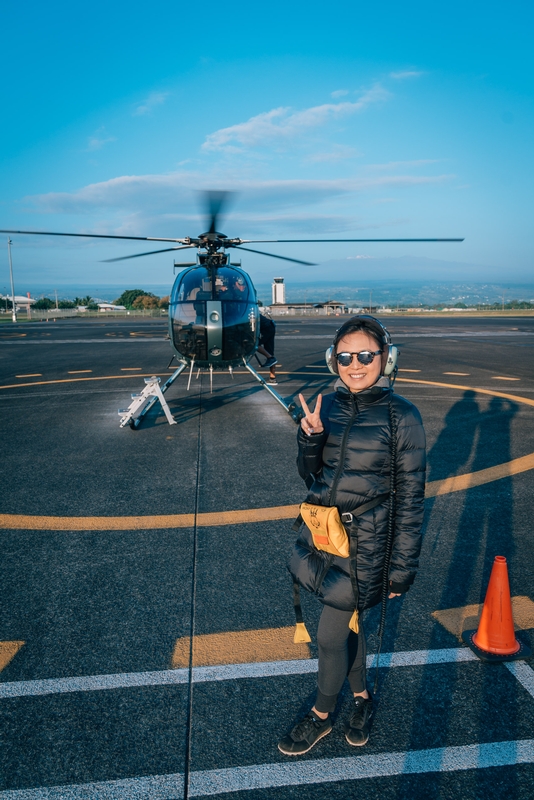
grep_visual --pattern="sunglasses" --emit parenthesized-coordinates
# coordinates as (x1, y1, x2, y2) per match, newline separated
(335, 350, 383, 367)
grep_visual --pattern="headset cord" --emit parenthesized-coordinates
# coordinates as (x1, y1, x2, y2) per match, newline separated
(373, 397, 397, 694)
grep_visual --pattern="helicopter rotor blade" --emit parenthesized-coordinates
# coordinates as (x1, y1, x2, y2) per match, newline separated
(203, 190, 233, 234)
(238, 238, 465, 243)
(0, 228, 189, 243)
(231, 245, 316, 266)
(102, 245, 197, 263)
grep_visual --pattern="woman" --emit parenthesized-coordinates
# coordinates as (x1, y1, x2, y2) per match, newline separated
(278, 315, 426, 756)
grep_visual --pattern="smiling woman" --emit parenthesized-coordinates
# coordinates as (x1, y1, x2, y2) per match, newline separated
(280, 314, 426, 755)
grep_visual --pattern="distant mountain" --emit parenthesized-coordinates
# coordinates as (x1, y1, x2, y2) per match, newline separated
(261, 255, 524, 283)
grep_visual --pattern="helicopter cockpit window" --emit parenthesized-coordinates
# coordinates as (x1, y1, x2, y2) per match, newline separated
(170, 267, 211, 361)
(214, 268, 251, 303)
(176, 268, 213, 302)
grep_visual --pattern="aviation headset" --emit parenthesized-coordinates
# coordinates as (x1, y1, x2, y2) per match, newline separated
(325, 314, 398, 378)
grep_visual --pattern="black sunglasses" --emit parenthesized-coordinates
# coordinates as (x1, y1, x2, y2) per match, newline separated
(335, 350, 383, 367)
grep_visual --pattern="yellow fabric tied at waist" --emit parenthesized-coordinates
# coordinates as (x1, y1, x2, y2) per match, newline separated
(349, 609, 359, 633)
(299, 502, 350, 558)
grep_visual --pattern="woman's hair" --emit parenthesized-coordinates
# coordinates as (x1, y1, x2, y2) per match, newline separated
(334, 321, 383, 352)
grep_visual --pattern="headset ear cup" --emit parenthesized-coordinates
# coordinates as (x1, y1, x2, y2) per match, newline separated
(325, 346, 338, 374)
(383, 345, 398, 376)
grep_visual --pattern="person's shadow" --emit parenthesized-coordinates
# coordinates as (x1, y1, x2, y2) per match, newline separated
(391, 393, 519, 799)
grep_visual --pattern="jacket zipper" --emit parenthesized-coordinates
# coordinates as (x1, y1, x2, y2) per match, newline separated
(328, 393, 357, 506)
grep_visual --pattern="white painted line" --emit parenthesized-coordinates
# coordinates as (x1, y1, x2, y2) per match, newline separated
(0, 648, 477, 699)
(189, 740, 534, 796)
(0, 773, 185, 799)
(278, 332, 534, 339)
(506, 661, 534, 698)
(1, 740, 533, 799)
(0, 339, 165, 345)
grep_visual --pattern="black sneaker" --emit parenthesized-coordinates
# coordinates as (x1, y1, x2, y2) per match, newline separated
(278, 711, 332, 755)
(345, 694, 373, 746)
(263, 356, 278, 368)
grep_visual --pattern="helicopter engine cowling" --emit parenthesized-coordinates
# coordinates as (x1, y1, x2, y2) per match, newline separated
(169, 264, 260, 368)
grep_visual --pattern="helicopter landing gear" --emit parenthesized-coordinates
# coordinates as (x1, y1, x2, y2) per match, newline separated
(243, 359, 303, 424)
(118, 361, 187, 429)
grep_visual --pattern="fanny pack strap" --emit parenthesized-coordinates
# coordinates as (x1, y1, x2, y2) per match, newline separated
(347, 492, 390, 634)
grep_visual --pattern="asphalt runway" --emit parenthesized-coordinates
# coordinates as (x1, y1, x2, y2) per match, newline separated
(1, 315, 534, 799)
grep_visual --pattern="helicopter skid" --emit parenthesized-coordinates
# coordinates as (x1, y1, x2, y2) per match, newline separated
(243, 360, 303, 424)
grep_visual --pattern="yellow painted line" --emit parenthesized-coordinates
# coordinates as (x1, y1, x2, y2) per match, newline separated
(492, 376, 520, 381)
(0, 374, 171, 390)
(432, 596, 534, 641)
(395, 377, 534, 408)
(398, 369, 421, 373)
(0, 504, 298, 530)
(15, 373, 42, 378)
(0, 641, 24, 672)
(443, 372, 470, 376)
(425, 452, 534, 497)
(68, 370, 92, 374)
(0, 379, 533, 531)
(171, 627, 311, 668)
(120, 367, 143, 371)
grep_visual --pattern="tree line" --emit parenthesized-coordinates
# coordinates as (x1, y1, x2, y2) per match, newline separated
(30, 290, 170, 311)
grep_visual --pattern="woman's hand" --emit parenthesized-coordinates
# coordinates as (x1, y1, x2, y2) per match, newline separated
(388, 592, 401, 599)
(299, 393, 324, 435)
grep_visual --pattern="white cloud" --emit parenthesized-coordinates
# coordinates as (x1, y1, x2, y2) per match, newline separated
(25, 171, 455, 219)
(86, 127, 116, 152)
(133, 91, 169, 116)
(331, 89, 349, 98)
(346, 255, 374, 259)
(366, 159, 439, 170)
(202, 85, 390, 151)
(389, 70, 425, 80)
(308, 145, 360, 163)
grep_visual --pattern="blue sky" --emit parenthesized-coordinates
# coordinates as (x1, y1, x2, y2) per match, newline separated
(1, 0, 532, 293)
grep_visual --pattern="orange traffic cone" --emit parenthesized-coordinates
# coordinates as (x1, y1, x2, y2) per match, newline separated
(462, 556, 531, 662)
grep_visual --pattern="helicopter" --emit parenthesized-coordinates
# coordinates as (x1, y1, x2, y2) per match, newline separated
(1, 191, 464, 428)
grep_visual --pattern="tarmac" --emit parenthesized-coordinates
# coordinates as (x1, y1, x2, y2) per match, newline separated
(0, 314, 533, 799)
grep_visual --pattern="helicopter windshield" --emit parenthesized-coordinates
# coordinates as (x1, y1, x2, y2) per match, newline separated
(170, 265, 258, 365)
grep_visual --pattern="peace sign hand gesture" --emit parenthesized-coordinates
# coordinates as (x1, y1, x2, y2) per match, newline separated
(299, 393, 324, 435)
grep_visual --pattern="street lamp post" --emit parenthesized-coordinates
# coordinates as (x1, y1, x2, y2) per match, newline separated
(7, 238, 16, 323)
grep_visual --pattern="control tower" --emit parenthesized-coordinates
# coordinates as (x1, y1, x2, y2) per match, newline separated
(272, 277, 286, 305)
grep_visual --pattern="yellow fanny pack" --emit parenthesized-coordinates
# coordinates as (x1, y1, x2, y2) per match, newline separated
(292, 493, 390, 641)
(299, 502, 350, 558)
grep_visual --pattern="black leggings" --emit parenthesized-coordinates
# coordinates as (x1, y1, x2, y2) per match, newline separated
(314, 604, 367, 714)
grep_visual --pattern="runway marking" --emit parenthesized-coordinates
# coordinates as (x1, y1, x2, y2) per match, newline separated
(120, 367, 142, 370)
(398, 368, 421, 372)
(171, 627, 311, 668)
(492, 376, 520, 380)
(2, 451, 534, 531)
(15, 373, 42, 378)
(0, 374, 173, 390)
(506, 661, 534, 699)
(0, 641, 24, 673)
(395, 377, 534, 407)
(0, 740, 533, 798)
(443, 371, 470, 375)
(0, 647, 479, 699)
(432, 596, 534, 641)
(0, 379, 533, 531)
(67, 370, 92, 374)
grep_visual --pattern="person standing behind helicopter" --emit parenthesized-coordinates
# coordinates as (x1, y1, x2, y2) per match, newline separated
(278, 315, 426, 756)
(258, 308, 278, 382)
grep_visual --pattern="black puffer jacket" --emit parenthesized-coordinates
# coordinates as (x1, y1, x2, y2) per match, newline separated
(289, 381, 426, 612)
